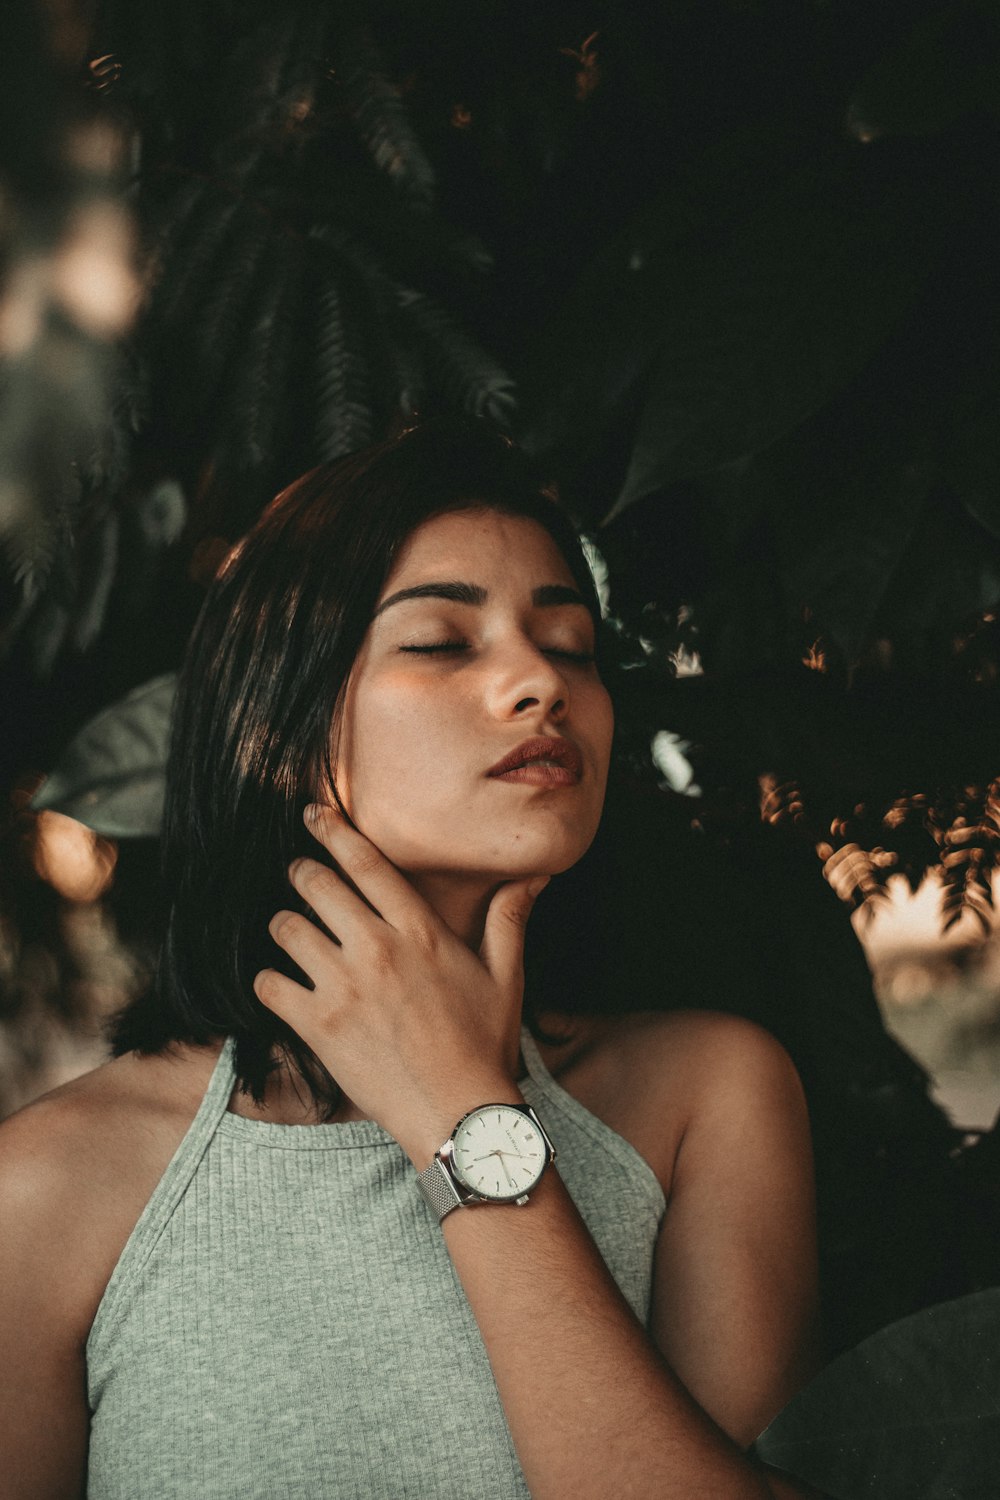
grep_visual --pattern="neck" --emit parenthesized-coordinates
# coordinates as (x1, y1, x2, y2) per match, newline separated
(404, 870, 500, 951)
(244, 872, 525, 1125)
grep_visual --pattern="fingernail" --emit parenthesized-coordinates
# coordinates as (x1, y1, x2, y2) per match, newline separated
(304, 803, 321, 823)
(288, 858, 304, 879)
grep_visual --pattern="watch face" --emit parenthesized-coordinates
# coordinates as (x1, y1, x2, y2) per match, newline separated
(451, 1106, 548, 1200)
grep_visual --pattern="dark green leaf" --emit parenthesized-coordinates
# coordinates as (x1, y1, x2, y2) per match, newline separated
(755, 1289, 1000, 1499)
(30, 672, 175, 837)
(607, 151, 941, 521)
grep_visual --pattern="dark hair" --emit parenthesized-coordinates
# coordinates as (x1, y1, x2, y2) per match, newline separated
(109, 418, 606, 1117)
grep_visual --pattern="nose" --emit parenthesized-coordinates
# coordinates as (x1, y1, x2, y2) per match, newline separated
(488, 637, 569, 722)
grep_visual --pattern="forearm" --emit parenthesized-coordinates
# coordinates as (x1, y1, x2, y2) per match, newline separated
(438, 1158, 777, 1500)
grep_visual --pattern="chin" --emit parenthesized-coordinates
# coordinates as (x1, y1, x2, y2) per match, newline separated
(496, 833, 595, 880)
(368, 807, 600, 881)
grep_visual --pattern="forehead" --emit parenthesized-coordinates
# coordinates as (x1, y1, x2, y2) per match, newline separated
(384, 509, 575, 590)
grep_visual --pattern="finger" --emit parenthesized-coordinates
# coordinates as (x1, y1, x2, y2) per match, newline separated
(303, 803, 443, 935)
(253, 966, 314, 1025)
(288, 856, 388, 949)
(269, 909, 341, 982)
(479, 876, 549, 988)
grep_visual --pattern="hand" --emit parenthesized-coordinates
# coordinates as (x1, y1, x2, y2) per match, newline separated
(253, 803, 548, 1163)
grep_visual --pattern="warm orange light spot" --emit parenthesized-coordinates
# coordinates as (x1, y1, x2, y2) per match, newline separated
(802, 639, 827, 672)
(33, 811, 118, 903)
(451, 104, 472, 130)
(559, 31, 601, 102)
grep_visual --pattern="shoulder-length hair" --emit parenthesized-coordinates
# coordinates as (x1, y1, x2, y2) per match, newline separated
(109, 418, 606, 1117)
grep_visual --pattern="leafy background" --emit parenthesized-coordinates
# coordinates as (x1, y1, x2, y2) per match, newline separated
(3, 0, 1000, 1367)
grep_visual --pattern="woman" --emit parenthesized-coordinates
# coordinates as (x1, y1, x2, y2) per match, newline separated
(0, 420, 820, 1498)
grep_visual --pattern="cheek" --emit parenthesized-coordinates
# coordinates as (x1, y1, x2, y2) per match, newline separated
(590, 684, 615, 762)
(337, 677, 461, 811)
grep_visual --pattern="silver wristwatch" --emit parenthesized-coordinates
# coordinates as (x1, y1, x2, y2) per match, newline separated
(417, 1101, 557, 1222)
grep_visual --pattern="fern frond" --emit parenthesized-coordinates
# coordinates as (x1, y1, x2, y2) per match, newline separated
(192, 209, 273, 413)
(312, 267, 374, 461)
(333, 24, 435, 212)
(380, 314, 425, 425)
(330, 167, 493, 292)
(881, 791, 937, 894)
(758, 774, 809, 831)
(216, 230, 303, 477)
(395, 287, 516, 423)
(934, 783, 1000, 934)
(142, 172, 208, 270)
(146, 187, 243, 337)
(0, 501, 59, 604)
(211, 5, 329, 178)
(822, 842, 893, 922)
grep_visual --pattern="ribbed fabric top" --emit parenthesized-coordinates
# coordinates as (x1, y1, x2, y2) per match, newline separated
(86, 1026, 666, 1499)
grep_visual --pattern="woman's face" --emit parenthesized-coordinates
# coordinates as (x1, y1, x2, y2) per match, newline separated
(333, 508, 613, 884)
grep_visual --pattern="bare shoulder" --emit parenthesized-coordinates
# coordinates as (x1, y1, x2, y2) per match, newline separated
(633, 1008, 801, 1093)
(0, 1042, 220, 1344)
(621, 1009, 806, 1143)
(538, 1009, 804, 1199)
(0, 1050, 213, 1500)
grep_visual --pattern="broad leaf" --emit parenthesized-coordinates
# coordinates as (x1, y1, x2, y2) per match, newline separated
(755, 1289, 1000, 1499)
(31, 673, 176, 838)
(606, 146, 941, 521)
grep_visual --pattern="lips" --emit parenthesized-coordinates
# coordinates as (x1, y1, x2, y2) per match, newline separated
(486, 736, 583, 780)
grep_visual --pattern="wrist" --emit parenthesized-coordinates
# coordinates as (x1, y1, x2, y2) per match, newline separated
(399, 1077, 528, 1171)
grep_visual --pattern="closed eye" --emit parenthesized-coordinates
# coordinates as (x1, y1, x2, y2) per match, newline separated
(399, 641, 596, 664)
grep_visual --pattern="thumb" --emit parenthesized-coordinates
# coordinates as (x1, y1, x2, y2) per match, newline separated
(479, 875, 550, 984)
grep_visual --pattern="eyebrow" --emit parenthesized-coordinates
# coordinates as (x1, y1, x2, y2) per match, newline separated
(373, 581, 591, 616)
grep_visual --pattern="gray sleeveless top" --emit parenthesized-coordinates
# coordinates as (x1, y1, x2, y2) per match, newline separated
(86, 1026, 666, 1499)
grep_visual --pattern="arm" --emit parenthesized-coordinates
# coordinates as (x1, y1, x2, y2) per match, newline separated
(259, 807, 824, 1500)
(0, 1103, 91, 1500)
(416, 1015, 820, 1500)
(649, 1013, 820, 1446)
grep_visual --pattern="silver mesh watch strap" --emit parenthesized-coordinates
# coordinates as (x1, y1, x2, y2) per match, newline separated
(417, 1157, 468, 1221)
